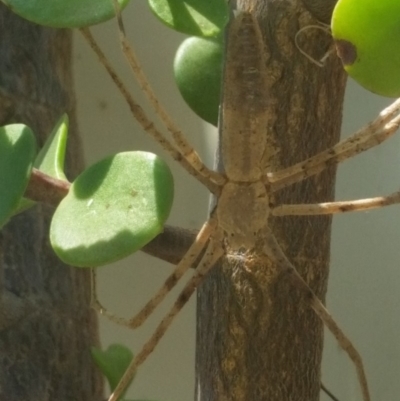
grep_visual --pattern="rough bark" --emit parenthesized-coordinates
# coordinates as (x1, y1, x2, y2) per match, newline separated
(0, 6, 103, 401)
(301, 0, 338, 23)
(196, 1, 347, 401)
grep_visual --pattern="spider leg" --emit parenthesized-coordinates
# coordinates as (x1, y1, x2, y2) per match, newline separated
(321, 382, 340, 401)
(110, 0, 225, 186)
(79, 27, 222, 193)
(272, 190, 400, 216)
(262, 227, 370, 401)
(107, 231, 225, 401)
(90, 216, 217, 329)
(269, 98, 400, 191)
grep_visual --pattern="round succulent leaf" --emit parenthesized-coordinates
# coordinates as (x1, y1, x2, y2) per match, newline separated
(91, 344, 134, 393)
(174, 36, 223, 126)
(50, 151, 174, 267)
(1, 0, 130, 28)
(332, 0, 400, 97)
(148, 0, 229, 37)
(12, 115, 69, 218)
(0, 125, 36, 228)
(34, 114, 68, 181)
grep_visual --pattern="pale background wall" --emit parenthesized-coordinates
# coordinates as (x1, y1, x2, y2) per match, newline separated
(73, 2, 400, 400)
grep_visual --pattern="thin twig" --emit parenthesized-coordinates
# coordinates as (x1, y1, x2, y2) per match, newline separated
(25, 168, 70, 205)
(141, 225, 198, 264)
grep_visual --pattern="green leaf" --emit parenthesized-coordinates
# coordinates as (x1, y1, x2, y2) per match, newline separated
(34, 114, 68, 181)
(12, 115, 70, 217)
(148, 0, 229, 37)
(1, 0, 130, 28)
(50, 151, 174, 267)
(91, 344, 134, 394)
(0, 125, 36, 228)
(174, 36, 223, 126)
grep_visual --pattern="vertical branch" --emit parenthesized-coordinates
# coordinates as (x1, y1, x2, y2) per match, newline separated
(196, 1, 347, 401)
(0, 5, 103, 400)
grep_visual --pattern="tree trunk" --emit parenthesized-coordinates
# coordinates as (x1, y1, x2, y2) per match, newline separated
(0, 6, 103, 401)
(196, 1, 347, 400)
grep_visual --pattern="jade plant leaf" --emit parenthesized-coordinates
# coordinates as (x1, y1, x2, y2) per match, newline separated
(34, 114, 68, 181)
(174, 36, 223, 125)
(0, 125, 36, 228)
(91, 344, 159, 401)
(12, 115, 70, 216)
(91, 344, 134, 394)
(50, 151, 174, 267)
(148, 0, 229, 37)
(1, 0, 130, 28)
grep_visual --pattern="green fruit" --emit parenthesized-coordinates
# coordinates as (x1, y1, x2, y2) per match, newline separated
(174, 36, 223, 126)
(331, 0, 400, 97)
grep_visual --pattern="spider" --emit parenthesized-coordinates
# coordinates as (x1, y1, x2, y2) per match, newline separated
(79, 2, 400, 401)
